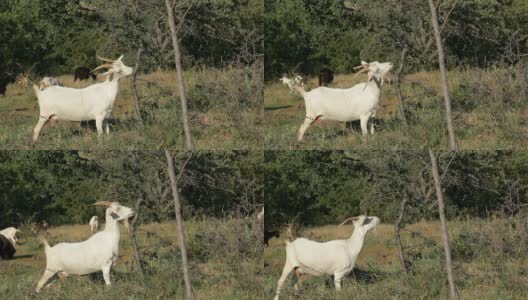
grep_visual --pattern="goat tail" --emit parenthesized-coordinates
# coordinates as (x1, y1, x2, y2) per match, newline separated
(37, 235, 50, 249)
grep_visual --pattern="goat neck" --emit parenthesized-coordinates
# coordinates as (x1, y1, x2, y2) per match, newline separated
(102, 208, 121, 241)
(346, 225, 368, 253)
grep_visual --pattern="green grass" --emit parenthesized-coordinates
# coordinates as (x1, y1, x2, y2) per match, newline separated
(0, 217, 263, 299)
(264, 67, 528, 150)
(0, 65, 263, 150)
(264, 219, 527, 299)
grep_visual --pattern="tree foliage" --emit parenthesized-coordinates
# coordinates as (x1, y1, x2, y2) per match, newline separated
(265, 151, 528, 229)
(0, 151, 263, 228)
(265, 0, 528, 80)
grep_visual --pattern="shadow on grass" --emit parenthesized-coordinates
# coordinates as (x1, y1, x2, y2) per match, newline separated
(264, 105, 294, 111)
(11, 254, 34, 260)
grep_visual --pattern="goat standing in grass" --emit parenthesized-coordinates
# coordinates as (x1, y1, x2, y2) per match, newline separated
(32, 55, 132, 142)
(292, 61, 392, 141)
(35, 201, 135, 292)
(274, 215, 380, 299)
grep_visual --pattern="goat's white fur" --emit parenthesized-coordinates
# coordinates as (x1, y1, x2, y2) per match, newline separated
(89, 216, 99, 233)
(274, 215, 380, 299)
(294, 61, 392, 141)
(39, 77, 64, 91)
(35, 201, 134, 292)
(0, 227, 20, 247)
(32, 55, 132, 142)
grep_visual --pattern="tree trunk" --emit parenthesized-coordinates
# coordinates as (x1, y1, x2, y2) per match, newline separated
(394, 197, 408, 274)
(427, 0, 458, 150)
(131, 48, 144, 127)
(164, 0, 194, 150)
(429, 150, 458, 300)
(165, 150, 194, 300)
(130, 197, 144, 279)
(395, 46, 408, 128)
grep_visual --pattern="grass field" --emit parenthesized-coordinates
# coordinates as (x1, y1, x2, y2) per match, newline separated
(0, 217, 263, 299)
(264, 66, 528, 150)
(264, 218, 528, 299)
(0, 64, 263, 150)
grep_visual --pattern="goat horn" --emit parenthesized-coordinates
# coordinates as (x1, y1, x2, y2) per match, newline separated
(338, 216, 359, 227)
(92, 64, 113, 72)
(97, 55, 115, 62)
(93, 201, 113, 207)
(351, 66, 369, 80)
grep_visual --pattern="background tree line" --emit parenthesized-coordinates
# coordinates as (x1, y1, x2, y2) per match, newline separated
(264, 0, 528, 80)
(265, 150, 528, 228)
(0, 150, 263, 227)
(0, 0, 263, 77)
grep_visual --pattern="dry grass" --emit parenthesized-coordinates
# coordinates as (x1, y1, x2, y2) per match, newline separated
(264, 67, 528, 150)
(263, 219, 526, 299)
(0, 218, 263, 299)
(0, 64, 263, 150)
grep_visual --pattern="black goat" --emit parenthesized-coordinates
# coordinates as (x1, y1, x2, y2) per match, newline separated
(264, 229, 280, 247)
(0, 74, 15, 96)
(318, 67, 334, 86)
(0, 234, 15, 259)
(74, 66, 96, 81)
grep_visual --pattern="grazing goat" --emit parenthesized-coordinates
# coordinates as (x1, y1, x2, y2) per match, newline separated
(274, 215, 380, 299)
(39, 77, 64, 90)
(0, 74, 15, 97)
(32, 55, 133, 142)
(0, 234, 16, 259)
(318, 68, 334, 87)
(295, 61, 393, 141)
(30, 222, 48, 236)
(74, 67, 96, 81)
(0, 227, 20, 247)
(280, 74, 304, 94)
(16, 73, 29, 90)
(264, 229, 280, 247)
(35, 201, 135, 292)
(89, 216, 99, 233)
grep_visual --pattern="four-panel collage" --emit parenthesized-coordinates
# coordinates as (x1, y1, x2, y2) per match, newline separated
(0, 1, 527, 299)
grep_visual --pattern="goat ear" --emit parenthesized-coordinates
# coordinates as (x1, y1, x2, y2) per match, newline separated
(117, 55, 124, 61)
(110, 212, 120, 220)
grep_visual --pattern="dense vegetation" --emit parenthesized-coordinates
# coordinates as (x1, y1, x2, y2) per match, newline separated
(0, 150, 263, 227)
(0, 0, 263, 76)
(265, 150, 528, 228)
(265, 0, 528, 79)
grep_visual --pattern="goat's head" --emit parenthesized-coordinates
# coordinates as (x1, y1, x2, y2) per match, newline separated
(339, 215, 380, 232)
(93, 55, 133, 80)
(353, 61, 393, 83)
(94, 201, 135, 229)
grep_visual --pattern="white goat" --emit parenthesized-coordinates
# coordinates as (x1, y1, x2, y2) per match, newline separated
(280, 75, 304, 94)
(294, 61, 392, 141)
(35, 201, 135, 292)
(0, 227, 20, 247)
(274, 215, 380, 300)
(39, 77, 64, 91)
(89, 216, 99, 233)
(32, 55, 133, 142)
